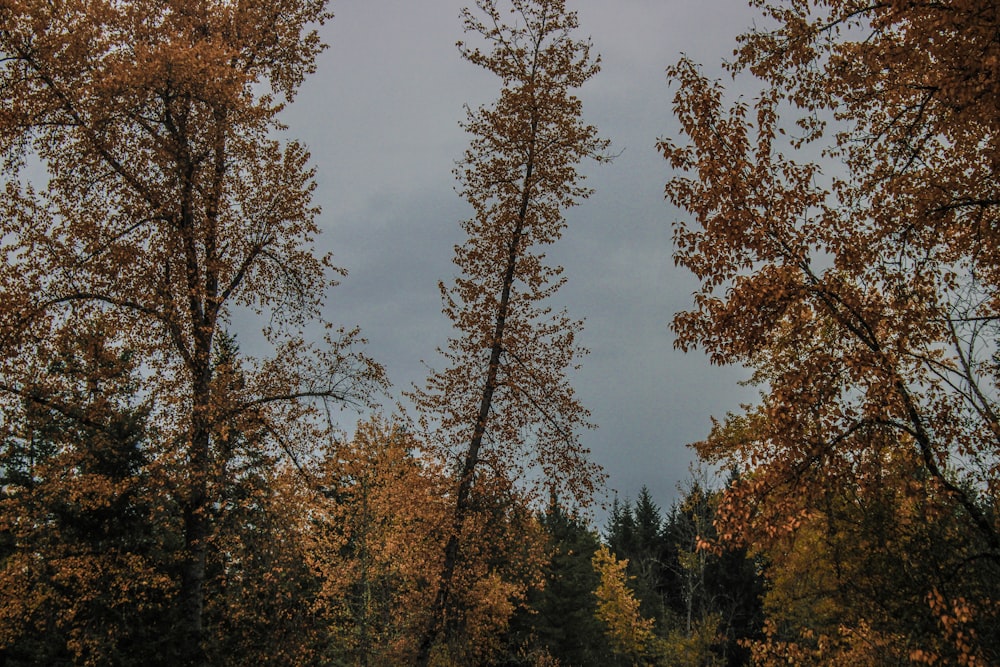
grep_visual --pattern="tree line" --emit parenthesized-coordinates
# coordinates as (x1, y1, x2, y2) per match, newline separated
(0, 372, 764, 667)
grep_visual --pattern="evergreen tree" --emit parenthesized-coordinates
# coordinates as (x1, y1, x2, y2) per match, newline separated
(0, 3, 384, 660)
(510, 501, 614, 666)
(201, 337, 329, 666)
(631, 487, 669, 623)
(702, 473, 765, 667)
(0, 325, 184, 666)
(600, 481, 764, 666)
(605, 488, 669, 625)
(604, 495, 636, 560)
(661, 476, 764, 667)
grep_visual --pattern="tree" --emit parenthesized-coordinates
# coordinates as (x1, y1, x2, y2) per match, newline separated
(200, 383, 329, 667)
(597, 481, 763, 667)
(202, 469, 329, 666)
(604, 489, 671, 626)
(409, 0, 610, 660)
(0, 2, 383, 663)
(306, 417, 546, 666)
(442, 481, 548, 665)
(509, 500, 615, 666)
(628, 488, 669, 623)
(593, 542, 721, 667)
(698, 476, 764, 667)
(660, 1, 1000, 660)
(0, 322, 183, 666)
(671, 482, 712, 641)
(731, 435, 999, 666)
(605, 478, 763, 667)
(605, 495, 637, 558)
(305, 417, 451, 666)
(593, 545, 658, 666)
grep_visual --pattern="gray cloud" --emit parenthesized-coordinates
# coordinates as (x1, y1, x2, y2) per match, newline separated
(280, 1, 762, 520)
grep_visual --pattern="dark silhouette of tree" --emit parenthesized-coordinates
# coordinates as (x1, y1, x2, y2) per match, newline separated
(602, 480, 764, 666)
(509, 500, 615, 665)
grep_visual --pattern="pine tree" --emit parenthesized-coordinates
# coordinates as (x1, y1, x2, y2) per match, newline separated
(510, 500, 614, 666)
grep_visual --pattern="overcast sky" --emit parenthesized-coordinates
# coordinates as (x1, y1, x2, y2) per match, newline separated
(280, 1, 763, 521)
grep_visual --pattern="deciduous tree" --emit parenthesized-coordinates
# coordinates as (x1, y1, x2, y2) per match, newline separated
(410, 0, 610, 659)
(201, 409, 329, 666)
(606, 479, 763, 667)
(0, 2, 383, 662)
(306, 417, 451, 666)
(306, 417, 546, 666)
(593, 545, 657, 666)
(661, 1, 1000, 660)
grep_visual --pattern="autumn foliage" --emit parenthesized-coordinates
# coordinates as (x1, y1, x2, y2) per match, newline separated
(410, 0, 609, 509)
(662, 0, 1000, 663)
(0, 324, 181, 665)
(592, 545, 657, 663)
(409, 0, 609, 659)
(0, 0, 382, 663)
(6, 0, 1000, 664)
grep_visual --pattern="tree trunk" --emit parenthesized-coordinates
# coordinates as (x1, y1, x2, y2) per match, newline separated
(415, 129, 536, 666)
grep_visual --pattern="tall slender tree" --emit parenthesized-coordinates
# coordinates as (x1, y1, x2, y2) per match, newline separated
(0, 2, 383, 663)
(410, 0, 609, 660)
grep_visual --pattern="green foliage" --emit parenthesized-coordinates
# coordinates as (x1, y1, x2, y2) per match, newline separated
(605, 488, 670, 624)
(509, 500, 615, 666)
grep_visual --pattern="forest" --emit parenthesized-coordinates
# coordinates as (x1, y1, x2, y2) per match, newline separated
(1, 0, 998, 665)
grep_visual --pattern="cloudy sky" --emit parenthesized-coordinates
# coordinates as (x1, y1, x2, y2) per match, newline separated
(280, 1, 763, 519)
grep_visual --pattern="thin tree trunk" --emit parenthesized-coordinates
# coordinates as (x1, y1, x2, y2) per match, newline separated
(415, 126, 537, 666)
(176, 152, 218, 664)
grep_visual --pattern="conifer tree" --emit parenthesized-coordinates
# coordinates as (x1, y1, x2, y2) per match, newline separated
(511, 501, 614, 666)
